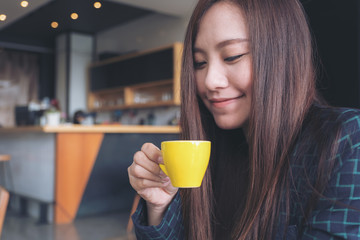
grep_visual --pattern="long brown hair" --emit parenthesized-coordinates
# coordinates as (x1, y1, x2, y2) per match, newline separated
(180, 0, 336, 239)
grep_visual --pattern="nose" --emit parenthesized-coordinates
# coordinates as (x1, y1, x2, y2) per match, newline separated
(204, 62, 228, 90)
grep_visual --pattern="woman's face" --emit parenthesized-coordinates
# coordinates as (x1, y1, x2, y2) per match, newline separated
(194, 1, 253, 130)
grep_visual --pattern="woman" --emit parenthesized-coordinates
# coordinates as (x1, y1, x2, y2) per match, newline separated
(127, 0, 360, 239)
(73, 110, 85, 124)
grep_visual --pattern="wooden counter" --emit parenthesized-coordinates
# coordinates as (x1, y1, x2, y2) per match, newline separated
(0, 125, 180, 224)
(0, 125, 180, 133)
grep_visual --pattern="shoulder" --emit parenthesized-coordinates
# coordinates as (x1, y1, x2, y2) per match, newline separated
(334, 107, 360, 141)
(313, 105, 360, 126)
(331, 107, 360, 129)
(292, 105, 360, 185)
(312, 105, 360, 160)
(312, 105, 360, 143)
(312, 106, 360, 187)
(325, 107, 360, 150)
(298, 106, 360, 238)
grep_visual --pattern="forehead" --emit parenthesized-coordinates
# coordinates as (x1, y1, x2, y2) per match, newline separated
(195, 1, 249, 46)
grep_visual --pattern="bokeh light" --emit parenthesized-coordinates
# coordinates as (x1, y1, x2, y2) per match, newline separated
(51, 21, 59, 28)
(0, 14, 7, 21)
(20, 1, 29, 8)
(71, 13, 79, 20)
(94, 2, 102, 9)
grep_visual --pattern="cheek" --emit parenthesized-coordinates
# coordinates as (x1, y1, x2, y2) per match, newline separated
(195, 73, 206, 95)
(246, 65, 253, 90)
(245, 61, 253, 90)
(231, 61, 253, 92)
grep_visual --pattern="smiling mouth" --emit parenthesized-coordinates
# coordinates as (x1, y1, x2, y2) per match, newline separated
(208, 95, 244, 107)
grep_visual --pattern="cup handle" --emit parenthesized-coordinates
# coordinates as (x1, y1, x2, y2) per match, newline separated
(159, 164, 168, 176)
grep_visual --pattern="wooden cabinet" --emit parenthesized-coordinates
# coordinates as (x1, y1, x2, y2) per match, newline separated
(88, 43, 183, 111)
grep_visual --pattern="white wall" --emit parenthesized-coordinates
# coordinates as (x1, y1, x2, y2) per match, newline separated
(55, 33, 94, 119)
(69, 33, 93, 117)
(96, 13, 190, 54)
(55, 34, 67, 115)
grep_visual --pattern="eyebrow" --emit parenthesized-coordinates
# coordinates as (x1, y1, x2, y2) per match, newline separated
(194, 38, 249, 53)
(216, 38, 249, 49)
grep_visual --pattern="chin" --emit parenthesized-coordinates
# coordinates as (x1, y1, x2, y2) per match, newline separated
(212, 113, 250, 130)
(214, 119, 243, 130)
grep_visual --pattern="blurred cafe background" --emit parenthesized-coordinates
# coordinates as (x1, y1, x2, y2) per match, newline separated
(0, 0, 358, 239)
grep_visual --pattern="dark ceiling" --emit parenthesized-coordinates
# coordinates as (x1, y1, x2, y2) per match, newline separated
(0, 0, 152, 49)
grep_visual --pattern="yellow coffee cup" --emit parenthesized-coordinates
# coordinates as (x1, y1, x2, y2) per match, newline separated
(160, 140, 211, 188)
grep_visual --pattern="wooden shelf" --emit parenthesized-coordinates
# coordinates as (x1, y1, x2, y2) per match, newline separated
(87, 43, 183, 111)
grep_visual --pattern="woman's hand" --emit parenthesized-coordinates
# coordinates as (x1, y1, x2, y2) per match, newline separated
(128, 142, 178, 225)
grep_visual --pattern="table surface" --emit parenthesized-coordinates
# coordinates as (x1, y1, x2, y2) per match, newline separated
(0, 125, 180, 133)
(0, 155, 10, 161)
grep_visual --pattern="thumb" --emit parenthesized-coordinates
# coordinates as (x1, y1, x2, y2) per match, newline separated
(163, 178, 178, 196)
(157, 156, 178, 195)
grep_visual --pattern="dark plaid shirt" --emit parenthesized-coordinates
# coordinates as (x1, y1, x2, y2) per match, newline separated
(132, 107, 360, 239)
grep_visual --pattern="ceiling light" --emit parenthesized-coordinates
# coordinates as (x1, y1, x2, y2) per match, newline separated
(71, 13, 78, 20)
(51, 21, 59, 29)
(20, 1, 29, 8)
(94, 2, 102, 9)
(0, 14, 6, 22)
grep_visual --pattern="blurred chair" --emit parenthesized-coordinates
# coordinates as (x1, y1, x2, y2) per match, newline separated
(0, 185, 9, 238)
(0, 155, 11, 239)
(0, 155, 11, 188)
(126, 194, 140, 237)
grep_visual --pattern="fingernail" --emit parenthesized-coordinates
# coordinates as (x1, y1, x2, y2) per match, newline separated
(161, 177, 170, 183)
(157, 156, 163, 164)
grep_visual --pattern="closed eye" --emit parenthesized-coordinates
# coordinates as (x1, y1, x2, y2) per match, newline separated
(194, 61, 206, 69)
(224, 53, 248, 62)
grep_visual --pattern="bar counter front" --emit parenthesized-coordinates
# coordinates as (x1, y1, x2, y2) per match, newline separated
(0, 125, 180, 224)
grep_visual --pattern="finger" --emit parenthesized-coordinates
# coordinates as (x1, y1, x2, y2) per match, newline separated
(157, 155, 164, 164)
(133, 151, 162, 175)
(129, 173, 170, 191)
(128, 162, 165, 182)
(141, 143, 162, 163)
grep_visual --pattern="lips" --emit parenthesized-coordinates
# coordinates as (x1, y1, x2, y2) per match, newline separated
(208, 95, 244, 108)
